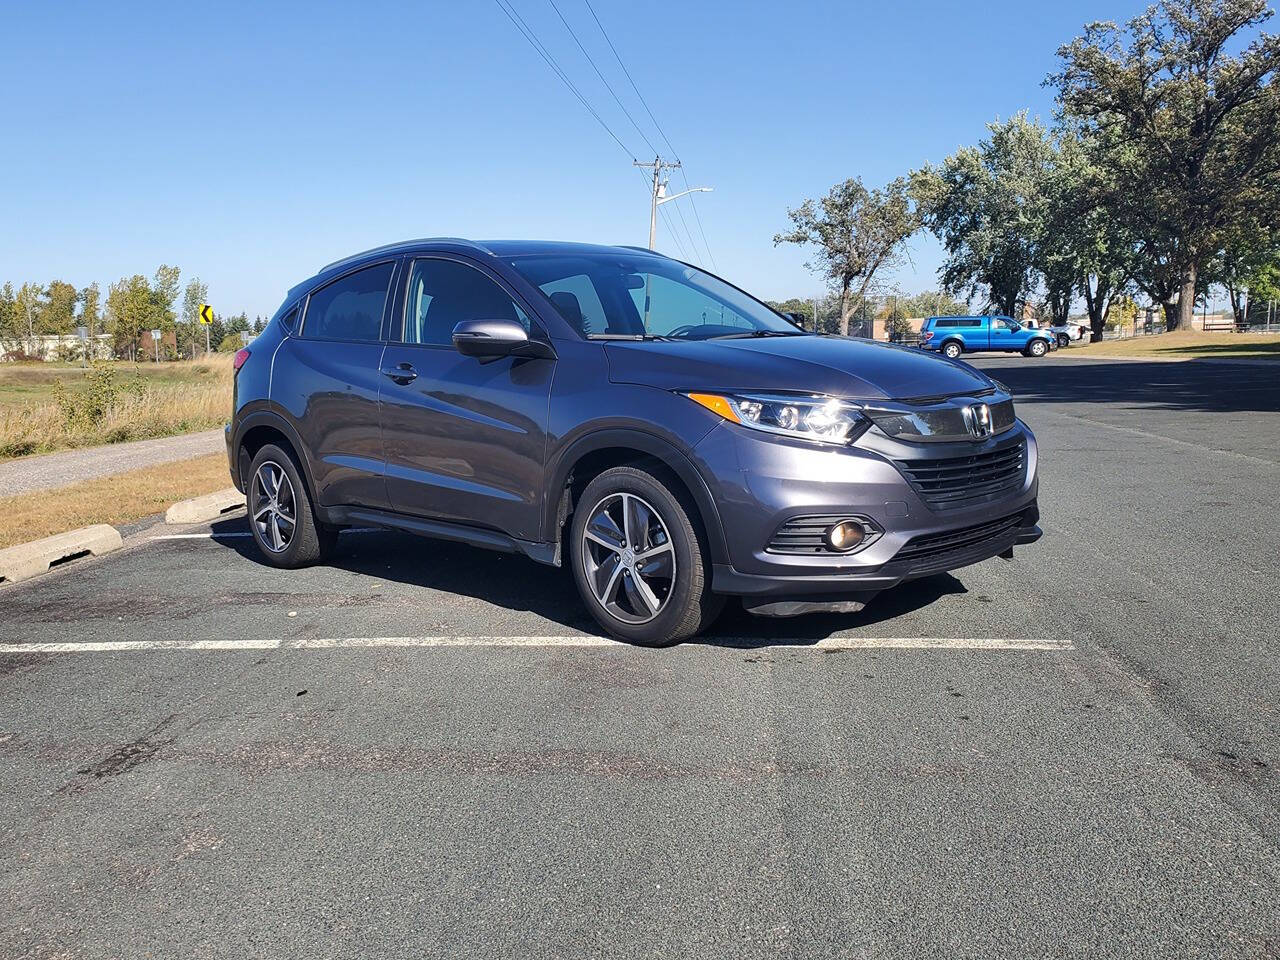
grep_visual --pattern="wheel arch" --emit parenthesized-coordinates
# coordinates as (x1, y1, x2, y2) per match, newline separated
(545, 429, 728, 566)
(232, 410, 316, 497)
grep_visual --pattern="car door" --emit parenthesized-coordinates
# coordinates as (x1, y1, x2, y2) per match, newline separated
(271, 259, 396, 509)
(378, 255, 556, 542)
(987, 316, 1022, 351)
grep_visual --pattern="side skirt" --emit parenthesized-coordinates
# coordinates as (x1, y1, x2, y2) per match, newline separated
(319, 505, 560, 567)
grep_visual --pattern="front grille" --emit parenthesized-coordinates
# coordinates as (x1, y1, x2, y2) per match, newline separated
(894, 439, 1026, 510)
(767, 515, 881, 555)
(891, 511, 1025, 573)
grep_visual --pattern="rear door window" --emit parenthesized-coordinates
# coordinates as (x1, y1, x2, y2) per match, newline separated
(302, 262, 395, 342)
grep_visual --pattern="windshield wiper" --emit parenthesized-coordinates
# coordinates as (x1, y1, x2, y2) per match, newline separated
(585, 333, 675, 341)
(707, 329, 809, 340)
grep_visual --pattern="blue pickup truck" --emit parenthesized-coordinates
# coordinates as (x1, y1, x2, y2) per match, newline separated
(919, 315, 1053, 359)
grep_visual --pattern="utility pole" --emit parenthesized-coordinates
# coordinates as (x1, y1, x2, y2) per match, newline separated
(633, 156, 712, 251)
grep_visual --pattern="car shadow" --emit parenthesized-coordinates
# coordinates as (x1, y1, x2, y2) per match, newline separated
(983, 356, 1280, 415)
(212, 516, 969, 645)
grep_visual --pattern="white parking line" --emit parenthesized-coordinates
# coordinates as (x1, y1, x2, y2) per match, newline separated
(1, 635, 1071, 654)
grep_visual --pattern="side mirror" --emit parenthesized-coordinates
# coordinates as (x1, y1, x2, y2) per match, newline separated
(785, 312, 807, 329)
(452, 319, 555, 361)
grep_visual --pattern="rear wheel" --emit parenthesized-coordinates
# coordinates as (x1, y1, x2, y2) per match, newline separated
(1025, 339, 1048, 358)
(246, 444, 336, 568)
(942, 341, 963, 359)
(570, 466, 723, 646)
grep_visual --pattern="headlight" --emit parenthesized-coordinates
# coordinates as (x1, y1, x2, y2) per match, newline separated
(685, 392, 865, 444)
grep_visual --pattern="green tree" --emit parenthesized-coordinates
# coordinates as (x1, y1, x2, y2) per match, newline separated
(181, 277, 208, 358)
(1039, 128, 1134, 340)
(15, 282, 46, 344)
(151, 264, 181, 332)
(79, 282, 101, 335)
(899, 290, 968, 318)
(0, 283, 18, 340)
(774, 176, 918, 336)
(1050, 0, 1280, 330)
(764, 298, 815, 327)
(1207, 211, 1280, 324)
(43, 281, 79, 335)
(911, 113, 1056, 317)
(105, 275, 154, 359)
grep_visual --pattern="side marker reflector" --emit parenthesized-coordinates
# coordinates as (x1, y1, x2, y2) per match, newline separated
(686, 393, 740, 423)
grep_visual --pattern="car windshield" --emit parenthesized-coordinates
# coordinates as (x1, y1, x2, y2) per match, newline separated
(507, 253, 807, 341)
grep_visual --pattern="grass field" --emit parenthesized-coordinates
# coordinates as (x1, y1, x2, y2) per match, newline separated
(0, 358, 232, 459)
(0, 453, 234, 548)
(1063, 330, 1280, 360)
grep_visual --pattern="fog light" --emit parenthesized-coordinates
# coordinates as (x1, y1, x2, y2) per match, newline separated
(825, 520, 865, 552)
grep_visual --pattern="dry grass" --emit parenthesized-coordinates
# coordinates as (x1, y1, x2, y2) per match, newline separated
(1065, 330, 1280, 360)
(0, 453, 235, 548)
(0, 358, 233, 459)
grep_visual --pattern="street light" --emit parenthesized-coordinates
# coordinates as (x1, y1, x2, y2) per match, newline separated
(650, 183, 713, 250)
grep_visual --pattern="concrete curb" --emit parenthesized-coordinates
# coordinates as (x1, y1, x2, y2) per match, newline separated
(165, 488, 244, 525)
(0, 524, 123, 584)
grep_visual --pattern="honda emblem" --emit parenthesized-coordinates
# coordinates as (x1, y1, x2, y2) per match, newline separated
(963, 402, 992, 439)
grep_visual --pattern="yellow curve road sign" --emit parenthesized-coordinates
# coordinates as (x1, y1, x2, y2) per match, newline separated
(199, 304, 213, 325)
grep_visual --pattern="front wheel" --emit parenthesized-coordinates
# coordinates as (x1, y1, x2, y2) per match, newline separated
(570, 466, 723, 646)
(1057, 334, 1070, 348)
(942, 341, 963, 359)
(1025, 339, 1048, 358)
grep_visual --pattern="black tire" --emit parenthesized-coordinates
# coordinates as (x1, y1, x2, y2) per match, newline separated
(1057, 334, 1070, 348)
(1025, 339, 1048, 358)
(942, 341, 963, 359)
(570, 466, 723, 646)
(246, 443, 336, 568)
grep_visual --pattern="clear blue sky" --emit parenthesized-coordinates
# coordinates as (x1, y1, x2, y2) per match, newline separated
(2, 0, 1140, 319)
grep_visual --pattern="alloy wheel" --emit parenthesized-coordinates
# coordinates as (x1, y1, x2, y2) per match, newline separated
(580, 492, 676, 625)
(251, 460, 297, 553)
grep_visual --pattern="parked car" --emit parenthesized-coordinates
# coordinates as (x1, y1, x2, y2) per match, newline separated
(1021, 320, 1059, 351)
(1049, 321, 1089, 348)
(919, 315, 1054, 359)
(227, 240, 1041, 645)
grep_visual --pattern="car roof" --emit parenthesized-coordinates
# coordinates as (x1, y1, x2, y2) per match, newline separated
(286, 238, 669, 304)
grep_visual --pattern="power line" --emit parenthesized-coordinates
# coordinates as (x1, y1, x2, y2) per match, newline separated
(581, 0, 679, 156)
(492, 0, 635, 160)
(581, 0, 717, 269)
(493, 0, 705, 260)
(545, 0, 658, 158)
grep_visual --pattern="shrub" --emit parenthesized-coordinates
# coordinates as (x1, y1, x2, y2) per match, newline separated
(0, 357, 234, 460)
(3, 346, 47, 363)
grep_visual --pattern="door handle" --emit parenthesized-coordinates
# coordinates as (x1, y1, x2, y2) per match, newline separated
(381, 362, 418, 385)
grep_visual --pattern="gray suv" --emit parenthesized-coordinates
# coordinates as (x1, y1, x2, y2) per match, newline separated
(226, 239, 1041, 645)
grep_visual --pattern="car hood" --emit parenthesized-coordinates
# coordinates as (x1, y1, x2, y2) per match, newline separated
(604, 335, 994, 401)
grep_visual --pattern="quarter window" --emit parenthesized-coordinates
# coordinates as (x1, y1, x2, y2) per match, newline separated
(403, 259, 531, 346)
(303, 262, 394, 342)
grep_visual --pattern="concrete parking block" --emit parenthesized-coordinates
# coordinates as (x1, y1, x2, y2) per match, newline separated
(0, 524, 123, 584)
(165, 488, 244, 525)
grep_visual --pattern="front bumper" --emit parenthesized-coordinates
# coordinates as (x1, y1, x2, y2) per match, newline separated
(691, 419, 1041, 597)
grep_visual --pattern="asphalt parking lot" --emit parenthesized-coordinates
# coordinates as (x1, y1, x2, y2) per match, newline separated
(2, 355, 1278, 959)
